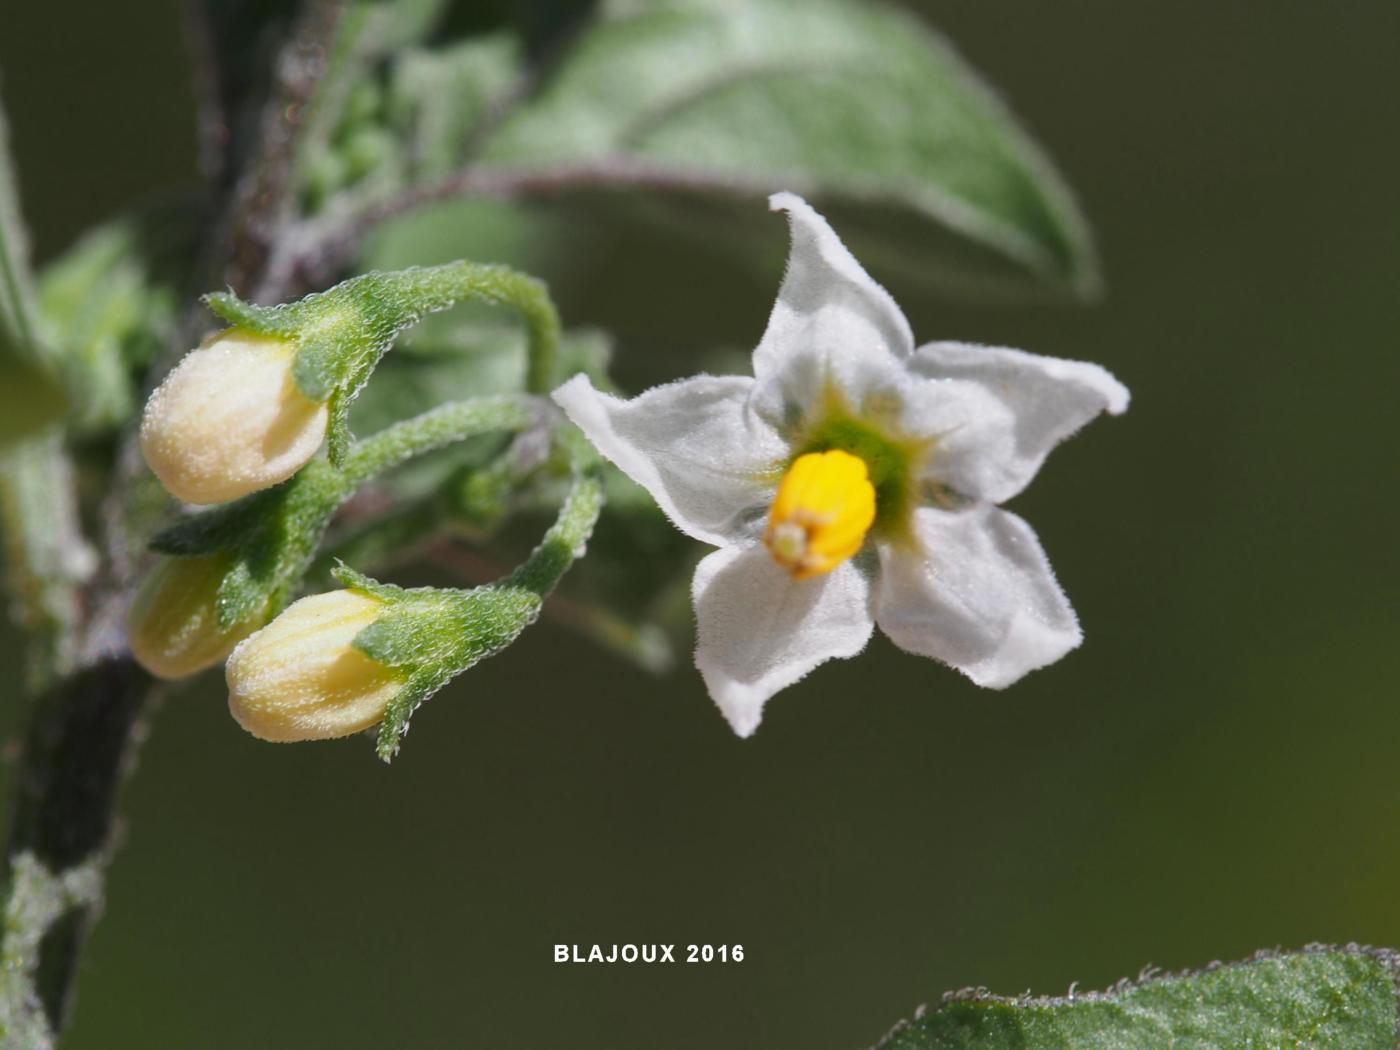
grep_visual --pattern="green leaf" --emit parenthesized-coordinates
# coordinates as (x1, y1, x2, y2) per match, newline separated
(875, 946, 1398, 1049)
(475, 0, 1097, 295)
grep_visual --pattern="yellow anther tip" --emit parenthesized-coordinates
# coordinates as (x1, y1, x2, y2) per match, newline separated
(763, 449, 876, 578)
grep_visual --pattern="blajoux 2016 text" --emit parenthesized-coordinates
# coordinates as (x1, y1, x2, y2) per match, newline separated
(553, 944, 745, 963)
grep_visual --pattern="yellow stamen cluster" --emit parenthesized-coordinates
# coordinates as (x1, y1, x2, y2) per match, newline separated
(763, 450, 876, 579)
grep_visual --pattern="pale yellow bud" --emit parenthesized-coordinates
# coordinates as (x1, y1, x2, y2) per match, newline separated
(139, 328, 329, 505)
(226, 590, 403, 743)
(127, 553, 263, 680)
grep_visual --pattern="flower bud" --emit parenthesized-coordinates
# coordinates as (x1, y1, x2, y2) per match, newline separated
(226, 590, 403, 742)
(139, 328, 328, 505)
(127, 553, 263, 680)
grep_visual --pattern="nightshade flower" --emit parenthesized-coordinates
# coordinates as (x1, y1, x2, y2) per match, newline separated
(552, 193, 1128, 737)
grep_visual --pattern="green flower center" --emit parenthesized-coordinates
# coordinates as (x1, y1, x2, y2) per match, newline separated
(790, 399, 925, 538)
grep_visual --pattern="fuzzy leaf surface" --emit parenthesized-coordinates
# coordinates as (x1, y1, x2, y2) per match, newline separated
(875, 947, 1398, 1050)
(474, 0, 1096, 294)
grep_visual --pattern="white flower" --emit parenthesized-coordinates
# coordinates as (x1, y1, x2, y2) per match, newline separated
(552, 193, 1128, 737)
(140, 328, 329, 505)
(226, 590, 402, 742)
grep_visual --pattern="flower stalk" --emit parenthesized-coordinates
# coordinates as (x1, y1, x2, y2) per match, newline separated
(332, 438, 603, 760)
(223, 435, 602, 756)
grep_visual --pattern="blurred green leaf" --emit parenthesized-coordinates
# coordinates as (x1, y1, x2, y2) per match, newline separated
(0, 355, 66, 448)
(474, 0, 1097, 295)
(387, 33, 522, 183)
(36, 219, 181, 432)
(0, 86, 92, 687)
(302, 29, 522, 210)
(0, 85, 67, 445)
(876, 947, 1397, 1049)
(0, 90, 39, 351)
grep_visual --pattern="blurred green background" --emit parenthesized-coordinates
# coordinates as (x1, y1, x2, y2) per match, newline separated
(3, 2, 1399, 1048)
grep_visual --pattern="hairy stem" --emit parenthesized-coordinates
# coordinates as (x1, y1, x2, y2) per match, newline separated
(507, 464, 603, 599)
(341, 394, 541, 487)
(333, 261, 561, 395)
(222, 0, 364, 299)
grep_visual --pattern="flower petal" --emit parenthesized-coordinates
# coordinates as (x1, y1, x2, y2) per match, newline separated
(552, 373, 787, 546)
(693, 544, 873, 737)
(751, 194, 915, 429)
(875, 505, 1080, 688)
(911, 342, 1129, 502)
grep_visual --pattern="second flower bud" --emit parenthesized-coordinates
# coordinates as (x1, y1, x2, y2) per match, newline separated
(127, 553, 267, 679)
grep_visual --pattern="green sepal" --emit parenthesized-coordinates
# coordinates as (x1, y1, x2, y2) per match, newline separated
(330, 562, 408, 603)
(214, 557, 277, 630)
(158, 478, 325, 631)
(203, 291, 301, 337)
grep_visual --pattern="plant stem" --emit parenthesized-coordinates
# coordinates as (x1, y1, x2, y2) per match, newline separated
(222, 0, 363, 300)
(336, 262, 562, 395)
(0, 657, 154, 1045)
(339, 394, 541, 488)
